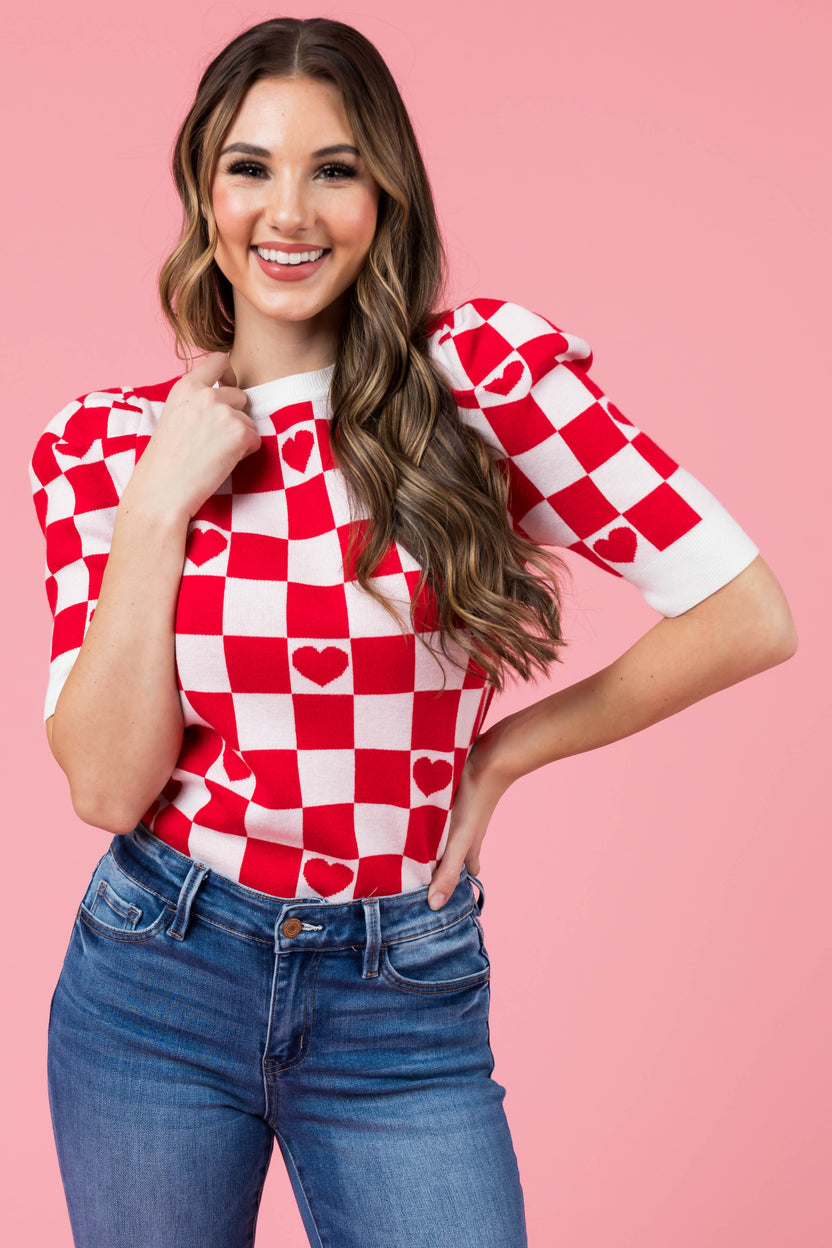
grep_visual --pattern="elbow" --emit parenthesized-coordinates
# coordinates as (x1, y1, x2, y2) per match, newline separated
(747, 599, 798, 671)
(726, 557, 798, 671)
(772, 616, 798, 663)
(70, 789, 144, 836)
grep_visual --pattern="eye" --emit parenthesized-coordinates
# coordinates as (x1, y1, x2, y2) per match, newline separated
(316, 162, 358, 181)
(225, 160, 267, 179)
(223, 160, 359, 183)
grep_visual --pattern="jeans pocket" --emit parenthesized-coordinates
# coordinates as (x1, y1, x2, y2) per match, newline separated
(380, 911, 491, 994)
(78, 847, 173, 942)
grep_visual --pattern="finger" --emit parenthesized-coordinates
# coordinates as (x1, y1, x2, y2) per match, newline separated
(464, 852, 481, 876)
(188, 351, 238, 388)
(213, 384, 249, 410)
(427, 842, 469, 910)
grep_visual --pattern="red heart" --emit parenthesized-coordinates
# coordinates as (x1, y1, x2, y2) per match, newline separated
(186, 526, 228, 567)
(483, 358, 524, 396)
(282, 429, 314, 472)
(592, 525, 637, 562)
(303, 858, 354, 897)
(292, 645, 349, 687)
(413, 757, 453, 796)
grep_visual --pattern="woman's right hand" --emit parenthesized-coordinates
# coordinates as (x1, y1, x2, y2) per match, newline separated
(122, 352, 261, 521)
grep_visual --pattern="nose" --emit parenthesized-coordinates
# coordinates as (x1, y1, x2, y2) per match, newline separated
(264, 170, 314, 235)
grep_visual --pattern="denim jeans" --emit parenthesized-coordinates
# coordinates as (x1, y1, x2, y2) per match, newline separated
(47, 823, 528, 1247)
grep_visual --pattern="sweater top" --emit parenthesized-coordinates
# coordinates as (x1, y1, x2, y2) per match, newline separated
(28, 297, 759, 901)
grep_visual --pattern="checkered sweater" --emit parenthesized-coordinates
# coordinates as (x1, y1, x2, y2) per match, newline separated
(28, 298, 759, 900)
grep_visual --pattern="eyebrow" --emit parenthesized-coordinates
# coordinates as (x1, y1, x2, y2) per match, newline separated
(218, 141, 360, 159)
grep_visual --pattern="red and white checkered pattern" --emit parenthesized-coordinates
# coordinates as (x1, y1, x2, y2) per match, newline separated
(28, 297, 758, 900)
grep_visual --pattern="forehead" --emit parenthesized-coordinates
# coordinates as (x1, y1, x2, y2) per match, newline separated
(222, 76, 352, 142)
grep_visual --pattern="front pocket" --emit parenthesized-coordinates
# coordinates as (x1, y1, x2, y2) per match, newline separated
(380, 911, 491, 994)
(78, 848, 173, 942)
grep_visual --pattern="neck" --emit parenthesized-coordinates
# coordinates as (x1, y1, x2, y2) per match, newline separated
(227, 293, 344, 388)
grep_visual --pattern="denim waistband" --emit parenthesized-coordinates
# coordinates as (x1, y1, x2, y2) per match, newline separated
(110, 824, 485, 958)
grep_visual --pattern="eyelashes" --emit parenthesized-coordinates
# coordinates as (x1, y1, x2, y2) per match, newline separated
(224, 160, 358, 182)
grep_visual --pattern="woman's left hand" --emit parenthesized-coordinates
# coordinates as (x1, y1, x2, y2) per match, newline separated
(426, 721, 514, 909)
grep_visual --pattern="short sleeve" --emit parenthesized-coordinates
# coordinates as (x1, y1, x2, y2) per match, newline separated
(27, 388, 140, 722)
(428, 298, 759, 617)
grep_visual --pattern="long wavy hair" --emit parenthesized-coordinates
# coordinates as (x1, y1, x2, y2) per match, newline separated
(158, 15, 571, 693)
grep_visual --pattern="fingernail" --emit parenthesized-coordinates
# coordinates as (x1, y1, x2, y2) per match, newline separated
(428, 891, 446, 910)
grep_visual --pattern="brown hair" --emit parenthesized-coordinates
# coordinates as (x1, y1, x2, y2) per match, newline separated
(158, 15, 570, 692)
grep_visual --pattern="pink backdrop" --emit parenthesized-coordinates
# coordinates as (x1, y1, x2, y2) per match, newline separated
(3, 1, 829, 1243)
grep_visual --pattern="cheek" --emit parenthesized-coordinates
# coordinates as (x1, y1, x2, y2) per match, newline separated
(333, 193, 379, 248)
(211, 185, 251, 241)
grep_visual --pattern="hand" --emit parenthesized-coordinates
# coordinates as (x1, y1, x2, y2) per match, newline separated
(426, 721, 515, 910)
(122, 352, 262, 522)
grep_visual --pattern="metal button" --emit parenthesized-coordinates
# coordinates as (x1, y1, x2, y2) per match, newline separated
(282, 917, 303, 937)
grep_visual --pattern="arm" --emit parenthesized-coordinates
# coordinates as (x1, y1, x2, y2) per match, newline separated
(46, 490, 189, 834)
(474, 553, 795, 783)
(426, 555, 797, 906)
(38, 352, 259, 834)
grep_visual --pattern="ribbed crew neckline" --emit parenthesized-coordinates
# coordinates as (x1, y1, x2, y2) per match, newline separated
(214, 363, 336, 422)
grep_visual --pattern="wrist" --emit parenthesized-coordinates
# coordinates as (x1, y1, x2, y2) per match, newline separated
(466, 711, 528, 790)
(118, 477, 192, 534)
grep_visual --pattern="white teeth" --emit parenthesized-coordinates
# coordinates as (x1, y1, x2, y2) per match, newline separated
(256, 246, 326, 265)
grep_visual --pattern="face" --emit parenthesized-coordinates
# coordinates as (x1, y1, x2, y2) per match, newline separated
(208, 76, 381, 333)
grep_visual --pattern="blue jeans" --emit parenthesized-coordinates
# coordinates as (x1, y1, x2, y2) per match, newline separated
(47, 824, 528, 1247)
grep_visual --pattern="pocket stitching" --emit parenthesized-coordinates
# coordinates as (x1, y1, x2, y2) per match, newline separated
(78, 902, 175, 942)
(379, 913, 491, 994)
(91, 879, 142, 928)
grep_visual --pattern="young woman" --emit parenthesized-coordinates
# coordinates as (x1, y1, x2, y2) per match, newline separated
(28, 15, 797, 1248)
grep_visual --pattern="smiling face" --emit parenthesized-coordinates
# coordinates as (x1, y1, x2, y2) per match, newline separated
(208, 75, 381, 352)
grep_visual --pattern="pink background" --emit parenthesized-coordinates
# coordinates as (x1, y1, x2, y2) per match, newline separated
(3, 1, 829, 1243)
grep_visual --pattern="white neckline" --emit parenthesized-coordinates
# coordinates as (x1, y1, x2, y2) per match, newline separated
(214, 363, 336, 422)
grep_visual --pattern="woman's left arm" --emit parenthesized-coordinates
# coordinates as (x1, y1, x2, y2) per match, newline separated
(427, 554, 797, 907)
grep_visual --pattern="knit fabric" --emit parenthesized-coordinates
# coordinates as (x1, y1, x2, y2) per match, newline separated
(28, 297, 759, 900)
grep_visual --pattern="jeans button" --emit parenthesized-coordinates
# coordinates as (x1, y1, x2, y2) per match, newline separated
(282, 918, 303, 937)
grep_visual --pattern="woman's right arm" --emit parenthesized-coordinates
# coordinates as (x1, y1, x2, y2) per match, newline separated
(44, 352, 261, 834)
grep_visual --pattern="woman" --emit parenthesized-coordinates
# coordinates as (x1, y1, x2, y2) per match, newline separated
(28, 15, 797, 1248)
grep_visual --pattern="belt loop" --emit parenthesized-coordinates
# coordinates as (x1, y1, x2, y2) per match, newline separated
(468, 873, 485, 914)
(361, 898, 381, 978)
(166, 862, 210, 941)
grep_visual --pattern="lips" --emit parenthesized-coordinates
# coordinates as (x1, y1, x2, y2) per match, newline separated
(251, 246, 331, 282)
(250, 245, 331, 259)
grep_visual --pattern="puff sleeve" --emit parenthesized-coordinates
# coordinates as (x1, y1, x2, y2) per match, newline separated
(428, 298, 759, 616)
(27, 387, 141, 722)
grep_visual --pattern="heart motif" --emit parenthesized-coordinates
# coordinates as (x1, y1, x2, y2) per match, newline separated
(592, 525, 637, 563)
(413, 757, 453, 796)
(282, 429, 314, 473)
(292, 645, 349, 687)
(186, 526, 228, 567)
(303, 858, 354, 897)
(483, 358, 524, 397)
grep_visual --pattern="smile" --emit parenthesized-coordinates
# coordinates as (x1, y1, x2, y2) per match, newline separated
(251, 246, 331, 282)
(255, 245, 328, 265)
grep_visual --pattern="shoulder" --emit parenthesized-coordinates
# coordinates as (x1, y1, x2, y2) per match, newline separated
(424, 296, 594, 400)
(28, 374, 182, 489)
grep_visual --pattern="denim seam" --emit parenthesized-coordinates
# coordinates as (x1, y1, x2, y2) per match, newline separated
(378, 961, 491, 995)
(110, 850, 479, 948)
(106, 852, 179, 907)
(264, 951, 324, 1078)
(78, 905, 176, 942)
(273, 1127, 326, 1248)
(383, 902, 477, 944)
(242, 1129, 275, 1248)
